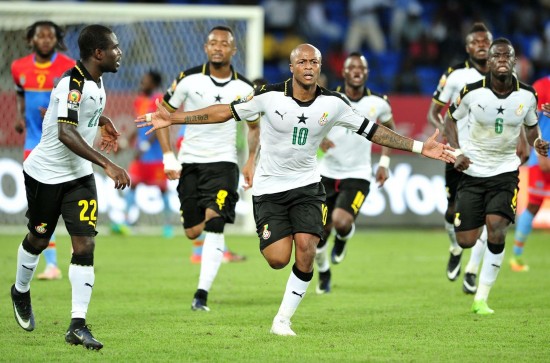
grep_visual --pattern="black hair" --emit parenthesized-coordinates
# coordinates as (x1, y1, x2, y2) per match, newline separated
(147, 70, 162, 87)
(347, 51, 364, 58)
(468, 22, 490, 35)
(490, 37, 513, 49)
(208, 25, 234, 37)
(26, 20, 67, 51)
(78, 24, 114, 60)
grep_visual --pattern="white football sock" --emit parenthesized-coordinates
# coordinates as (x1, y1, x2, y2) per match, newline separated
(445, 221, 462, 255)
(69, 264, 95, 319)
(15, 243, 40, 293)
(197, 232, 225, 292)
(315, 243, 330, 273)
(276, 269, 311, 321)
(465, 226, 487, 274)
(475, 245, 504, 302)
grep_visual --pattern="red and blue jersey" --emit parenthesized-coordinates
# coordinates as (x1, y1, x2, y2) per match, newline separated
(529, 77, 550, 167)
(11, 52, 75, 151)
(134, 92, 164, 162)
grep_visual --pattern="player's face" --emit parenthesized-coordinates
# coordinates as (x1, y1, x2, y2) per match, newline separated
(343, 56, 368, 88)
(204, 30, 236, 67)
(32, 25, 57, 58)
(466, 31, 492, 63)
(488, 43, 516, 80)
(140, 74, 155, 95)
(99, 32, 122, 73)
(290, 46, 321, 88)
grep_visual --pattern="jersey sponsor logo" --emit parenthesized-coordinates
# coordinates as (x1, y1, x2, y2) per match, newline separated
(318, 112, 329, 126)
(515, 104, 524, 116)
(68, 89, 81, 110)
(35, 222, 48, 234)
(262, 224, 271, 240)
(453, 213, 461, 228)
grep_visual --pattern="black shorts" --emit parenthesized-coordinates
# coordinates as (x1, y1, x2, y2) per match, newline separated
(321, 176, 370, 224)
(24, 172, 98, 239)
(454, 170, 519, 231)
(253, 182, 327, 250)
(445, 163, 463, 204)
(177, 162, 239, 228)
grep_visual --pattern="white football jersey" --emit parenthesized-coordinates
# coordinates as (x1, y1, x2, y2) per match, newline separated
(163, 64, 257, 164)
(318, 87, 393, 181)
(432, 61, 486, 148)
(24, 62, 106, 184)
(230, 80, 377, 196)
(449, 75, 538, 177)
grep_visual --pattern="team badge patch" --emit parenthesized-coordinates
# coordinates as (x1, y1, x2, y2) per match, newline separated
(67, 90, 81, 110)
(368, 107, 376, 118)
(318, 112, 329, 126)
(438, 74, 447, 88)
(262, 224, 271, 240)
(453, 213, 461, 228)
(35, 223, 48, 234)
(235, 91, 254, 104)
(515, 104, 524, 116)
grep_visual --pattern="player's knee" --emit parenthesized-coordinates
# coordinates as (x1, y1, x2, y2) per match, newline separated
(456, 234, 476, 249)
(266, 257, 290, 270)
(23, 235, 48, 254)
(71, 237, 95, 255)
(204, 217, 225, 233)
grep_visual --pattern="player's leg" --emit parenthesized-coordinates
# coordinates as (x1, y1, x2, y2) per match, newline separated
(268, 183, 325, 336)
(472, 172, 518, 314)
(61, 174, 103, 350)
(12, 172, 62, 331)
(462, 226, 487, 294)
(444, 165, 463, 281)
(37, 233, 62, 280)
(315, 177, 336, 294)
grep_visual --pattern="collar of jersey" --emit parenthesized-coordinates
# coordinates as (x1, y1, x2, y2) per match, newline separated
(33, 52, 58, 69)
(483, 73, 519, 98)
(284, 78, 323, 106)
(75, 61, 95, 81)
(202, 63, 237, 87)
(335, 85, 371, 102)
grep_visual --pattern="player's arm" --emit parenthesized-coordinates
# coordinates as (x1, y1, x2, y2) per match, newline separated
(14, 92, 26, 134)
(375, 116, 396, 188)
(58, 122, 130, 189)
(242, 119, 260, 190)
(157, 101, 182, 180)
(525, 123, 549, 157)
(427, 102, 445, 134)
(444, 90, 473, 172)
(516, 126, 530, 165)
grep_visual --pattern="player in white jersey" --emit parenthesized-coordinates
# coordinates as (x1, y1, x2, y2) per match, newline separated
(136, 44, 455, 336)
(314, 52, 396, 294)
(445, 38, 549, 315)
(427, 23, 493, 293)
(157, 26, 260, 312)
(10, 25, 129, 350)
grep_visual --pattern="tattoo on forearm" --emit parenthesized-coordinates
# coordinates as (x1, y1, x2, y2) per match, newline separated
(371, 128, 412, 151)
(184, 114, 208, 124)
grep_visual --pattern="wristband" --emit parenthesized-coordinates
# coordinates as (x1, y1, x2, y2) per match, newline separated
(145, 113, 152, 122)
(412, 140, 423, 154)
(450, 148, 463, 157)
(162, 152, 182, 172)
(378, 155, 390, 168)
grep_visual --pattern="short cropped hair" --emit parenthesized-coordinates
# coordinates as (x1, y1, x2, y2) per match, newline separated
(78, 24, 114, 60)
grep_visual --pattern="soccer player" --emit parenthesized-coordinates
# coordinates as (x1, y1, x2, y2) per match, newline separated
(116, 70, 174, 238)
(314, 52, 396, 294)
(511, 76, 550, 272)
(11, 21, 76, 280)
(427, 23, 492, 293)
(136, 43, 455, 335)
(157, 26, 260, 311)
(10, 24, 130, 350)
(444, 38, 549, 314)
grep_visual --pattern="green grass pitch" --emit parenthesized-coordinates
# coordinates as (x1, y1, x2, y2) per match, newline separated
(1, 229, 549, 362)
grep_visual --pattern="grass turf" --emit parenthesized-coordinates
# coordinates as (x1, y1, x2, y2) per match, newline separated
(1, 229, 549, 362)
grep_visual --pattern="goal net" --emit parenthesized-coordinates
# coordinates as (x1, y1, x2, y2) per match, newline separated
(0, 2, 263, 233)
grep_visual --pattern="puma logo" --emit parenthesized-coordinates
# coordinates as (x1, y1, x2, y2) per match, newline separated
(477, 104, 486, 111)
(85, 283, 94, 289)
(275, 110, 287, 120)
(72, 78, 82, 87)
(291, 291, 305, 298)
(491, 264, 501, 268)
(195, 91, 203, 98)
(22, 265, 34, 271)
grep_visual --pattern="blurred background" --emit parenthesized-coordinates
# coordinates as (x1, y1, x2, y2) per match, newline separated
(1, 0, 549, 232)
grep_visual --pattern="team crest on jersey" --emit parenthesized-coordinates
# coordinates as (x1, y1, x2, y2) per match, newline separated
(438, 74, 447, 88)
(262, 224, 271, 240)
(67, 90, 81, 110)
(454, 213, 461, 228)
(35, 223, 48, 234)
(19, 74, 26, 86)
(318, 112, 329, 126)
(368, 107, 376, 118)
(234, 91, 254, 105)
(515, 104, 524, 116)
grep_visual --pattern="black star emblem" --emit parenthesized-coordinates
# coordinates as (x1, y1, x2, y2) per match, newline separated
(214, 94, 222, 103)
(297, 113, 308, 124)
(496, 106, 505, 114)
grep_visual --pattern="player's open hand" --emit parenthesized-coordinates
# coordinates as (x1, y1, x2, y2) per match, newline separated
(100, 120, 121, 154)
(319, 138, 335, 152)
(375, 166, 389, 188)
(135, 99, 172, 135)
(242, 157, 255, 190)
(420, 129, 456, 163)
(534, 137, 549, 157)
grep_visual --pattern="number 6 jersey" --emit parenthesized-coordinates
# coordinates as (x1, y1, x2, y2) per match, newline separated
(448, 74, 538, 177)
(24, 61, 106, 184)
